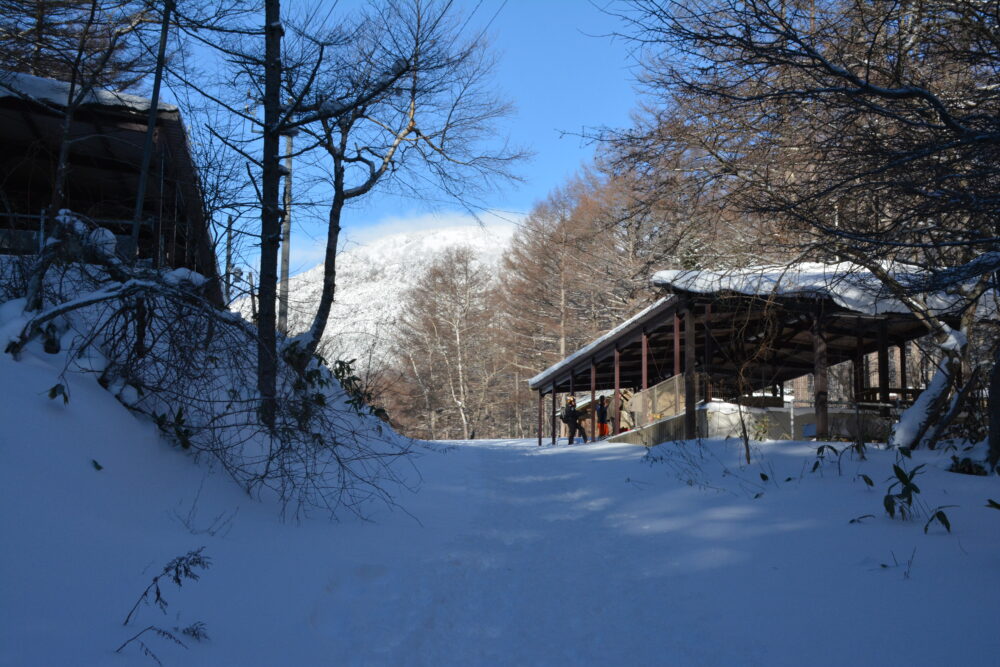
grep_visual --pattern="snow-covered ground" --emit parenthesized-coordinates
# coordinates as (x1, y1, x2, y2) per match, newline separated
(2, 334, 999, 665)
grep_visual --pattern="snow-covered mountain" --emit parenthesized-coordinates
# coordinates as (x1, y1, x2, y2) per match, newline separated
(248, 223, 515, 373)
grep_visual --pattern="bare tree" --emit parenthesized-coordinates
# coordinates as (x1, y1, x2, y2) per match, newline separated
(285, 0, 523, 366)
(613, 0, 1000, 456)
(394, 246, 504, 440)
(0, 0, 153, 90)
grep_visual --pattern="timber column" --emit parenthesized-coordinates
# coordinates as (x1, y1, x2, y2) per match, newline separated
(550, 382, 558, 445)
(877, 321, 890, 417)
(590, 361, 597, 440)
(613, 348, 622, 435)
(537, 391, 544, 447)
(684, 301, 697, 439)
(813, 315, 829, 439)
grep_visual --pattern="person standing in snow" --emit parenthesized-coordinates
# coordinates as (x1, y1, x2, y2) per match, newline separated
(595, 395, 610, 439)
(561, 397, 588, 444)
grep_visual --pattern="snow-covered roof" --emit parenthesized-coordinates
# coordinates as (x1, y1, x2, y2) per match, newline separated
(0, 70, 176, 113)
(528, 297, 670, 389)
(651, 262, 962, 317)
(529, 261, 974, 393)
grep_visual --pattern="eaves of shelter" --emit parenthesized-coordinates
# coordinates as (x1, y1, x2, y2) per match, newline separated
(528, 280, 958, 396)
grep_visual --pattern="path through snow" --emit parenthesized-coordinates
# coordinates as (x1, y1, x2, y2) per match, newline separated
(2, 347, 998, 667)
(293, 439, 998, 666)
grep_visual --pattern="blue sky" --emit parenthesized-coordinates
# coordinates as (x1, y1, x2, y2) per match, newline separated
(288, 0, 641, 272)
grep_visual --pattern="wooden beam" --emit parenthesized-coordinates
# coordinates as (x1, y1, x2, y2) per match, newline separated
(673, 313, 681, 376)
(590, 360, 597, 439)
(899, 341, 908, 394)
(814, 316, 829, 439)
(613, 347, 621, 435)
(703, 303, 713, 401)
(551, 382, 557, 445)
(641, 330, 649, 391)
(853, 317, 865, 402)
(537, 390, 543, 447)
(878, 321, 890, 410)
(684, 304, 697, 439)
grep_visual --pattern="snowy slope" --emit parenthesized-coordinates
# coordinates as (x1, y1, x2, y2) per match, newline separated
(241, 224, 514, 373)
(2, 327, 999, 666)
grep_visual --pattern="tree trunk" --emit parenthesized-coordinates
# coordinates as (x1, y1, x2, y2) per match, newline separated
(298, 173, 344, 365)
(278, 133, 293, 334)
(257, 0, 283, 426)
(989, 345, 1000, 472)
(452, 319, 469, 440)
(130, 0, 173, 252)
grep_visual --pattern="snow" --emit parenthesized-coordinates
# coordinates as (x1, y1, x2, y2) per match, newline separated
(2, 320, 999, 665)
(939, 324, 967, 352)
(87, 228, 118, 257)
(0, 70, 176, 113)
(528, 297, 669, 388)
(163, 267, 208, 287)
(652, 262, 963, 316)
(891, 365, 944, 448)
(238, 224, 514, 373)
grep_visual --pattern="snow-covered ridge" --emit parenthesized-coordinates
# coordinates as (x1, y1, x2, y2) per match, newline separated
(245, 223, 514, 371)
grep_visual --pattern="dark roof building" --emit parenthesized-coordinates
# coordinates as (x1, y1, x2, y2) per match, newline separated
(0, 71, 221, 303)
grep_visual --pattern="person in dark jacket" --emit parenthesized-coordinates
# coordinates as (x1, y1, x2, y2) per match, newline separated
(562, 397, 588, 444)
(596, 395, 610, 438)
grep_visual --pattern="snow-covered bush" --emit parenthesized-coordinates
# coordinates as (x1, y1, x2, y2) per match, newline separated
(3, 212, 412, 519)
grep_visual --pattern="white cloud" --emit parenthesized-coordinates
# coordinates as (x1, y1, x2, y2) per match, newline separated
(346, 209, 522, 245)
(287, 209, 524, 277)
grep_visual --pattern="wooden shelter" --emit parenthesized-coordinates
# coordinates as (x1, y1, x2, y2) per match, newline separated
(0, 71, 221, 303)
(528, 264, 961, 446)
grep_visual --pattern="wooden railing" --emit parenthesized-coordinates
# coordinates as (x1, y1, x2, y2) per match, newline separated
(629, 373, 706, 428)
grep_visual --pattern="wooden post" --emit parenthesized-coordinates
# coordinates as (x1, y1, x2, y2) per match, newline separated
(684, 303, 697, 439)
(703, 303, 713, 401)
(673, 312, 681, 376)
(537, 390, 544, 447)
(853, 318, 865, 402)
(898, 341, 908, 401)
(878, 321, 890, 412)
(590, 361, 597, 439)
(813, 316, 829, 439)
(551, 382, 557, 445)
(569, 373, 575, 397)
(641, 330, 649, 391)
(613, 348, 621, 435)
